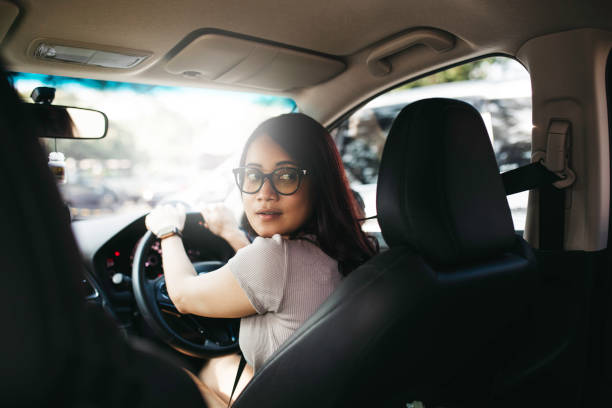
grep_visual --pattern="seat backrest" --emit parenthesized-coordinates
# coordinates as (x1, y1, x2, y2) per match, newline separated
(235, 98, 537, 408)
(0, 68, 204, 407)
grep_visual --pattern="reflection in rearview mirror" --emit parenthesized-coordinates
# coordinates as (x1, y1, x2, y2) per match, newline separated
(23, 103, 108, 139)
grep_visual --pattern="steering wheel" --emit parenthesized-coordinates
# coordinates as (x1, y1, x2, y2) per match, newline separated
(132, 212, 240, 358)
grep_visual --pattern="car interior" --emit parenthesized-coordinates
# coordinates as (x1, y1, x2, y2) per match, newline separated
(1, 1, 612, 407)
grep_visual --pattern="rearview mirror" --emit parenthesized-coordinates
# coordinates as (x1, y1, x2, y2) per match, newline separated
(23, 103, 108, 139)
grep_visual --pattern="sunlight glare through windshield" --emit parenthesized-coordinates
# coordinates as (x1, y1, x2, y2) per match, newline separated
(11, 73, 296, 219)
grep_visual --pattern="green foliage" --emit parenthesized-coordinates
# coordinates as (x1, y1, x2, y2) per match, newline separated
(399, 57, 505, 90)
(400, 61, 485, 89)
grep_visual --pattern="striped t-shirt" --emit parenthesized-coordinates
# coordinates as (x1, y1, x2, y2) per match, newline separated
(228, 233, 341, 372)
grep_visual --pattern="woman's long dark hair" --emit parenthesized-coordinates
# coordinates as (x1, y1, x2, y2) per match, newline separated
(239, 113, 378, 275)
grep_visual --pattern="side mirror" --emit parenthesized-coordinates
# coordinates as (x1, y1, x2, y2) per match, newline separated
(23, 103, 108, 139)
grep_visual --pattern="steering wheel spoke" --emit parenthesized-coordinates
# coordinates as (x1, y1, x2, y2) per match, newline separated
(158, 300, 181, 316)
(153, 277, 180, 315)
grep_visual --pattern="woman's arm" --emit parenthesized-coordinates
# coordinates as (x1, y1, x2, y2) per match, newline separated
(145, 204, 255, 318)
(160, 235, 255, 317)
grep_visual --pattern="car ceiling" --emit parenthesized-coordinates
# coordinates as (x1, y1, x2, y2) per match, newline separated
(1, 0, 612, 123)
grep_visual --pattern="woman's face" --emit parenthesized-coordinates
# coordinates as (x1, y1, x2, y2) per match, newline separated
(242, 134, 312, 238)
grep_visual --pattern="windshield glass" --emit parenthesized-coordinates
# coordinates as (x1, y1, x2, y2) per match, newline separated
(10, 73, 296, 220)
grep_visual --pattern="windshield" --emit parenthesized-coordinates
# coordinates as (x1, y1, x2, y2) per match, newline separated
(10, 73, 296, 220)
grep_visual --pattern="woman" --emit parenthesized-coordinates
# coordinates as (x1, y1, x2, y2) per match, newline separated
(145, 113, 377, 406)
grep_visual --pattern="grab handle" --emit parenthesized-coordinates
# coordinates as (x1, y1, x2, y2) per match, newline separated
(366, 29, 455, 77)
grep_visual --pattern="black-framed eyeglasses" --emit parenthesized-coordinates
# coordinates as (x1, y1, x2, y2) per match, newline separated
(232, 167, 309, 195)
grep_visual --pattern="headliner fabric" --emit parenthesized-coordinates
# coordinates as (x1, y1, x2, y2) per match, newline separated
(376, 98, 515, 265)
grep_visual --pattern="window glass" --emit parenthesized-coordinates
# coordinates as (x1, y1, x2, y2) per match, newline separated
(332, 57, 532, 232)
(10, 73, 296, 220)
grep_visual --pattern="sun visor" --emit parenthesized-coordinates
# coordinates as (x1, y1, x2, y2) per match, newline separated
(0, 1, 19, 44)
(165, 34, 345, 91)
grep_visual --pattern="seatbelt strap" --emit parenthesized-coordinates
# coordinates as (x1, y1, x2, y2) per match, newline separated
(228, 354, 247, 407)
(500, 162, 567, 249)
(500, 119, 574, 250)
(539, 182, 566, 249)
(501, 161, 562, 195)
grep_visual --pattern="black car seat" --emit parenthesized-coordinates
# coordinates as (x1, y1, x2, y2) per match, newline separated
(0, 68, 205, 407)
(234, 98, 538, 408)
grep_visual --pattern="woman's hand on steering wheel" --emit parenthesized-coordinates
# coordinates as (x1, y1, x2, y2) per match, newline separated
(201, 203, 238, 237)
(201, 204, 249, 251)
(145, 203, 187, 237)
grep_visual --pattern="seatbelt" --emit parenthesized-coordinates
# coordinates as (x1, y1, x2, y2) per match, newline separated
(500, 120, 574, 250)
(501, 162, 566, 249)
(228, 354, 247, 407)
(539, 182, 566, 249)
(501, 161, 562, 196)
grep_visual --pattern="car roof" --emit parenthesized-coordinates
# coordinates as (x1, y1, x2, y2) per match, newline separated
(1, 0, 611, 124)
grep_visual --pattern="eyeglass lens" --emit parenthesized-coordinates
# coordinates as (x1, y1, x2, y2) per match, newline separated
(237, 167, 301, 195)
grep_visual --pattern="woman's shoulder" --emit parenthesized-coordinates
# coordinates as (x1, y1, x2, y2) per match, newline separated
(233, 234, 286, 260)
(287, 235, 336, 264)
(249, 234, 315, 248)
(239, 234, 324, 259)
(248, 234, 285, 252)
(242, 234, 330, 261)
(251, 233, 284, 245)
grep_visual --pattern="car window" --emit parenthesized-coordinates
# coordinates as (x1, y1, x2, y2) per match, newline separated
(332, 57, 532, 232)
(9, 73, 296, 220)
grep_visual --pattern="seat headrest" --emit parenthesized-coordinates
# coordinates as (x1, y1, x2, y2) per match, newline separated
(376, 98, 515, 265)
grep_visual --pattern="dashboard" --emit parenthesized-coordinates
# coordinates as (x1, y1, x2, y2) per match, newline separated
(73, 211, 235, 334)
(101, 223, 207, 283)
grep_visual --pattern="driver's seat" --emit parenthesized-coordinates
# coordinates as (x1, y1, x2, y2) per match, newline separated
(234, 98, 537, 407)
